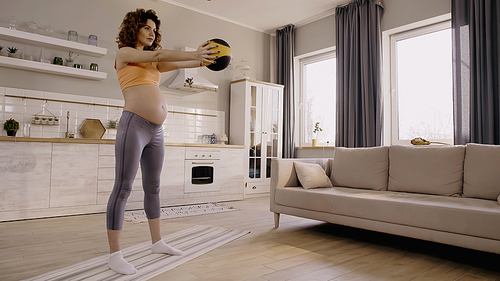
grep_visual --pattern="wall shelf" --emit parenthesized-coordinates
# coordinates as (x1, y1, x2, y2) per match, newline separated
(0, 56, 107, 80)
(0, 27, 107, 57)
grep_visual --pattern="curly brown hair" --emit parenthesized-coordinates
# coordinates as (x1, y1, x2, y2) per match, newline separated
(116, 8, 162, 50)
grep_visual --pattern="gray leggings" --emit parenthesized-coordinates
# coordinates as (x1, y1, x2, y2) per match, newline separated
(106, 111, 165, 230)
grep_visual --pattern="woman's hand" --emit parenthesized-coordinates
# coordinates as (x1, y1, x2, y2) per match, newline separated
(193, 41, 219, 64)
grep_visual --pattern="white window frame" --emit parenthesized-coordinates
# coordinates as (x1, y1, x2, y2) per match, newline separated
(382, 14, 452, 146)
(294, 47, 336, 147)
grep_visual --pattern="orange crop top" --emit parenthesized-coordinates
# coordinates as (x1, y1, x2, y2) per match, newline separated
(116, 62, 160, 91)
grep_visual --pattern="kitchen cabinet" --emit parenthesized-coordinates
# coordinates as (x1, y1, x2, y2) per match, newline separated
(0, 137, 244, 222)
(50, 143, 98, 207)
(230, 79, 284, 196)
(0, 142, 52, 212)
(0, 26, 107, 80)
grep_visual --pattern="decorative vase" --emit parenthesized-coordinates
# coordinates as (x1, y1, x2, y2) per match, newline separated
(312, 139, 318, 147)
(6, 130, 17, 137)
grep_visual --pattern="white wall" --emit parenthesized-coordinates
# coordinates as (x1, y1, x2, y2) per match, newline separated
(0, 0, 271, 135)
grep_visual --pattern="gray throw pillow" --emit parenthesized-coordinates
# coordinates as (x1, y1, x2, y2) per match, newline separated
(388, 145, 465, 196)
(330, 146, 389, 190)
(463, 143, 500, 200)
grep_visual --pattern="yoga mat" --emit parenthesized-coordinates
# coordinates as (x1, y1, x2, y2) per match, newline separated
(23, 225, 250, 281)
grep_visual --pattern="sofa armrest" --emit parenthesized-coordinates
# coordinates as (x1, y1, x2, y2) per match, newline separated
(270, 158, 331, 211)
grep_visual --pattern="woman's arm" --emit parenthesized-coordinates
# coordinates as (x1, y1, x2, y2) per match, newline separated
(115, 42, 217, 70)
(157, 60, 204, 72)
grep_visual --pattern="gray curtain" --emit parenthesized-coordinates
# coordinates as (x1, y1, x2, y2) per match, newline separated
(452, 0, 500, 145)
(335, 0, 384, 148)
(276, 24, 295, 158)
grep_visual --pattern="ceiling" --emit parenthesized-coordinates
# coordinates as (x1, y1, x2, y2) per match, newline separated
(159, 0, 351, 34)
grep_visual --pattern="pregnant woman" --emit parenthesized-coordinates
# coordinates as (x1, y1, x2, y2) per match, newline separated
(107, 8, 217, 275)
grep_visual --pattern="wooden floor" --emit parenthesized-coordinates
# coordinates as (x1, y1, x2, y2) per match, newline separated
(1, 195, 500, 281)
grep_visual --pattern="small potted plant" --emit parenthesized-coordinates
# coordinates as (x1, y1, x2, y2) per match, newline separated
(7, 47, 18, 58)
(0, 46, 3, 56)
(4, 118, 20, 137)
(312, 121, 322, 147)
(108, 120, 117, 129)
(66, 51, 79, 67)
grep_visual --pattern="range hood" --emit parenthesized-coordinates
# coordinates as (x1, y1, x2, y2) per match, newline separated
(167, 47, 218, 93)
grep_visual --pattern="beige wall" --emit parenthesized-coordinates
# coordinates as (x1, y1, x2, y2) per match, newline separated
(295, 0, 451, 56)
(294, 0, 451, 156)
(0, 0, 271, 117)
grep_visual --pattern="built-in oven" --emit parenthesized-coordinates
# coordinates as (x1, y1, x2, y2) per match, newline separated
(184, 150, 220, 193)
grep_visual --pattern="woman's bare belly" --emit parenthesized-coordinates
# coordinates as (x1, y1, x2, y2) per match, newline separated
(122, 84, 167, 124)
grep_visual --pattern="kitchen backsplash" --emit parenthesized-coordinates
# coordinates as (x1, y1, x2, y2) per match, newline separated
(0, 86, 225, 143)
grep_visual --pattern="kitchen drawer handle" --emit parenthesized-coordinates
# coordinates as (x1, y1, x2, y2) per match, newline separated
(192, 162, 215, 165)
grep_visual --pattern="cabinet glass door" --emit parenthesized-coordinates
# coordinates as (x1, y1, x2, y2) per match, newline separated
(249, 85, 263, 179)
(264, 88, 281, 178)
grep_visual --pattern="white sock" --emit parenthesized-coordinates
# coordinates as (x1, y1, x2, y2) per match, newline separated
(108, 251, 137, 275)
(151, 240, 183, 256)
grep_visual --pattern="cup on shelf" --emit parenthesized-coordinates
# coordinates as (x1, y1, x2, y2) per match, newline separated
(53, 57, 63, 65)
(27, 21, 38, 33)
(44, 25, 54, 37)
(68, 30, 78, 42)
(88, 35, 97, 46)
(90, 63, 98, 71)
(8, 16, 17, 30)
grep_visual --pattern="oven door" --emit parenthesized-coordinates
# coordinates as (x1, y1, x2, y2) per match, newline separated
(184, 160, 220, 193)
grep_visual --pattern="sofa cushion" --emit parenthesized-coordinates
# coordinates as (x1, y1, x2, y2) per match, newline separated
(330, 146, 389, 190)
(463, 143, 500, 200)
(388, 145, 465, 196)
(275, 186, 500, 241)
(294, 162, 333, 189)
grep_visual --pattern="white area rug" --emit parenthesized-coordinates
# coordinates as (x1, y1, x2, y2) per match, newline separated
(123, 203, 239, 223)
(23, 225, 250, 281)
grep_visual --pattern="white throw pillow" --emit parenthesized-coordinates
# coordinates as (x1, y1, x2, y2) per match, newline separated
(294, 162, 333, 189)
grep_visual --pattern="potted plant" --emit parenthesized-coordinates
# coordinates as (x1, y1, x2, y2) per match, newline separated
(312, 121, 322, 147)
(4, 118, 20, 137)
(108, 120, 117, 129)
(66, 51, 79, 67)
(0, 46, 3, 56)
(7, 47, 18, 58)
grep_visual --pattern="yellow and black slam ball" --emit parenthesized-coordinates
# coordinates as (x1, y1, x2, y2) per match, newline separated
(204, 38, 232, 71)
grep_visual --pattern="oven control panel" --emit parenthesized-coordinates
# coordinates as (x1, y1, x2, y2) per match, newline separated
(185, 150, 221, 160)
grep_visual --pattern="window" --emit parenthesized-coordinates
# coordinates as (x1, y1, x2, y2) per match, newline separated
(298, 51, 336, 146)
(390, 21, 453, 144)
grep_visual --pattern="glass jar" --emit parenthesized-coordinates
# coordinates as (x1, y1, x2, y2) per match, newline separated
(90, 63, 98, 71)
(88, 35, 97, 46)
(68, 30, 78, 42)
(8, 16, 17, 30)
(45, 25, 54, 37)
(235, 59, 250, 79)
(27, 21, 38, 33)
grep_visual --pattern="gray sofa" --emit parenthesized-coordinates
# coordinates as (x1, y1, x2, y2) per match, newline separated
(270, 144, 500, 254)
